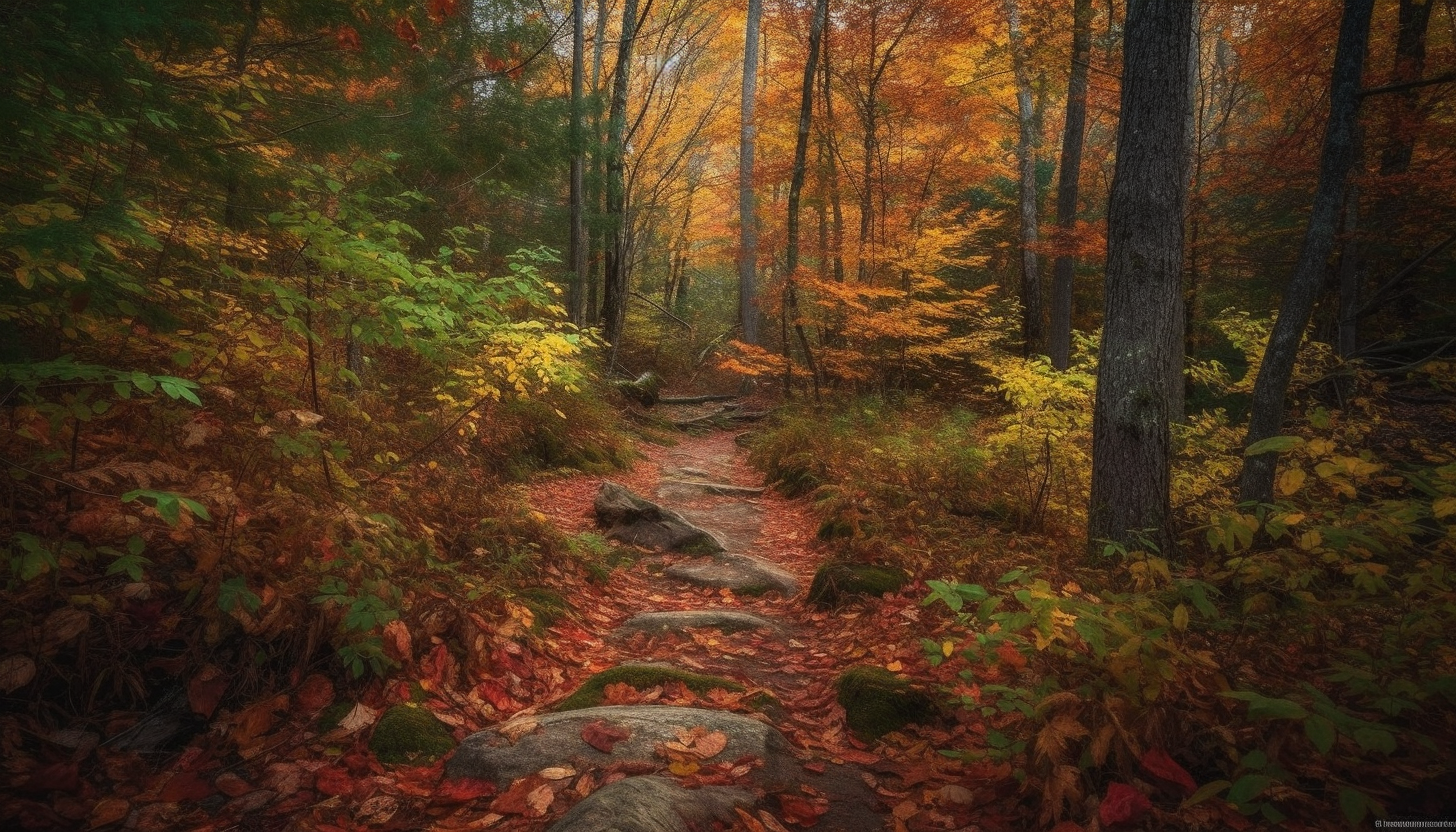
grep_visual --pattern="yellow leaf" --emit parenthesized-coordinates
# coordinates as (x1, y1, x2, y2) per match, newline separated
(885, 660, 903, 672)
(14, 266, 33, 289)
(668, 759, 699, 776)
(1172, 604, 1189, 632)
(1277, 468, 1307, 496)
(1433, 496, 1456, 519)
(1298, 530, 1323, 550)
(942, 640, 955, 657)
(56, 262, 84, 281)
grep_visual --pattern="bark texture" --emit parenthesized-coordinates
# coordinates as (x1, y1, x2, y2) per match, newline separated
(602, 0, 642, 357)
(1005, 0, 1043, 357)
(1087, 0, 1195, 552)
(738, 0, 764, 344)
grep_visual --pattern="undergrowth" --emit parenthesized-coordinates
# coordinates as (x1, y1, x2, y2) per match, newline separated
(750, 323, 1456, 829)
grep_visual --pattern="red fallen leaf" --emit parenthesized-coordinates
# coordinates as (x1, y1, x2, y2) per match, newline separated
(393, 16, 420, 50)
(1099, 782, 1152, 828)
(474, 680, 522, 714)
(435, 777, 497, 803)
(581, 719, 632, 753)
(489, 774, 551, 817)
(1050, 822, 1085, 832)
(1139, 747, 1196, 797)
(315, 765, 356, 797)
(188, 665, 229, 718)
(778, 793, 828, 827)
(831, 748, 879, 765)
(22, 761, 80, 793)
(802, 760, 826, 774)
(995, 641, 1028, 671)
(158, 770, 215, 802)
(297, 673, 335, 714)
(336, 25, 362, 52)
(426, 0, 459, 24)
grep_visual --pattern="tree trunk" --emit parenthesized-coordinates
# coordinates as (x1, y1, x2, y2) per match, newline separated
(1087, 0, 1195, 554)
(738, 0, 763, 344)
(1378, 0, 1433, 177)
(1005, 0, 1043, 357)
(1049, 0, 1092, 370)
(1239, 0, 1373, 505)
(784, 0, 828, 398)
(602, 0, 642, 360)
(568, 0, 588, 326)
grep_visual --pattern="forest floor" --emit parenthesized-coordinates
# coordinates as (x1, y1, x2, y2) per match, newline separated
(24, 409, 1025, 832)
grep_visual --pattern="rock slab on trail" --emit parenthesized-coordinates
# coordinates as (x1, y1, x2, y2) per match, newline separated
(594, 482, 724, 554)
(445, 705, 799, 790)
(665, 554, 798, 596)
(546, 775, 754, 832)
(613, 610, 780, 637)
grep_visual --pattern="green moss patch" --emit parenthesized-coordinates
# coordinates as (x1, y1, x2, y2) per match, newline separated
(807, 563, 908, 608)
(556, 665, 747, 712)
(368, 704, 456, 765)
(518, 586, 570, 630)
(835, 665, 935, 741)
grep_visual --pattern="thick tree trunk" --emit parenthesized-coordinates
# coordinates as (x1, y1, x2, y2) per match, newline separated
(602, 0, 642, 359)
(1088, 0, 1195, 553)
(567, 0, 588, 326)
(1005, 0, 1043, 357)
(586, 0, 609, 325)
(1379, 0, 1433, 177)
(1239, 0, 1373, 505)
(738, 0, 763, 345)
(1049, 0, 1092, 370)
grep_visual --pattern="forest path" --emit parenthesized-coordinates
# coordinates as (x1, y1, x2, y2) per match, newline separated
(459, 416, 990, 832)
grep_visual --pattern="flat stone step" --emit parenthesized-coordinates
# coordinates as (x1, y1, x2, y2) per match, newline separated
(659, 479, 766, 497)
(614, 610, 781, 637)
(595, 482, 724, 555)
(665, 554, 798, 596)
(547, 775, 754, 832)
(446, 705, 799, 790)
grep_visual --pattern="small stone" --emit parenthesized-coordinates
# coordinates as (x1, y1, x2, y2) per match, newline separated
(614, 610, 780, 638)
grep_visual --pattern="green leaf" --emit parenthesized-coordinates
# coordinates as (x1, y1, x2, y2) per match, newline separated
(1227, 774, 1272, 806)
(1352, 726, 1396, 754)
(1244, 435, 1303, 456)
(219, 576, 262, 614)
(1304, 714, 1336, 754)
(1182, 780, 1230, 808)
(1248, 696, 1307, 721)
(1338, 787, 1373, 827)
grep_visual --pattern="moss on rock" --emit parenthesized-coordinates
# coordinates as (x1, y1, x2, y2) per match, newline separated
(835, 665, 935, 740)
(556, 664, 746, 712)
(806, 563, 908, 609)
(368, 704, 456, 765)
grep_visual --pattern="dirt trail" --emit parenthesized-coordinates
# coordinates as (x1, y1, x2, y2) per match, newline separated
(503, 424, 991, 832)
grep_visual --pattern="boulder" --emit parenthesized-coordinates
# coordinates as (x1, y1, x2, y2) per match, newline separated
(665, 554, 797, 596)
(806, 563, 908, 609)
(614, 610, 780, 638)
(835, 666, 936, 741)
(547, 775, 754, 832)
(446, 705, 798, 789)
(594, 483, 724, 554)
(369, 704, 456, 765)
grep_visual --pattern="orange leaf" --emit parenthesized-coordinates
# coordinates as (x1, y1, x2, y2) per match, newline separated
(187, 665, 228, 718)
(435, 777, 497, 804)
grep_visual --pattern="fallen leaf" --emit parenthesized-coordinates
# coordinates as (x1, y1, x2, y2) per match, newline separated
(187, 665, 228, 718)
(938, 784, 975, 805)
(42, 608, 90, 648)
(497, 716, 541, 744)
(337, 702, 379, 734)
(734, 807, 768, 832)
(297, 673, 335, 713)
(0, 654, 37, 693)
(885, 660, 903, 672)
(356, 794, 399, 825)
(315, 766, 356, 797)
(382, 620, 412, 663)
(693, 730, 729, 760)
(88, 798, 129, 829)
(158, 771, 214, 802)
(538, 765, 577, 780)
(778, 793, 828, 827)
(490, 775, 552, 817)
(668, 759, 700, 776)
(437, 777, 497, 803)
(1139, 747, 1196, 797)
(1099, 782, 1151, 828)
(757, 810, 794, 832)
(214, 771, 252, 798)
(23, 761, 80, 793)
(581, 719, 632, 753)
